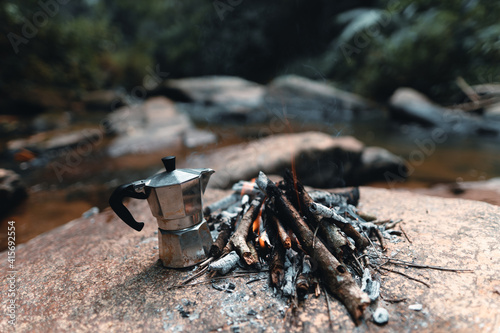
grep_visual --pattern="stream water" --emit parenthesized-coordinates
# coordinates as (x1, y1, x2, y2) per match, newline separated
(1, 109, 499, 250)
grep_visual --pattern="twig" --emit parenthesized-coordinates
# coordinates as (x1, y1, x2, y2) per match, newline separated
(323, 285, 334, 330)
(381, 294, 407, 303)
(197, 256, 214, 270)
(168, 272, 266, 290)
(399, 224, 412, 244)
(385, 258, 474, 272)
(181, 265, 209, 285)
(376, 266, 431, 288)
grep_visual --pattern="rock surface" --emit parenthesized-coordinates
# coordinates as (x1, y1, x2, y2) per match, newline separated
(389, 87, 500, 135)
(263, 75, 375, 123)
(1, 188, 499, 332)
(107, 97, 217, 157)
(410, 177, 500, 206)
(164, 75, 376, 125)
(186, 131, 405, 189)
(166, 76, 267, 124)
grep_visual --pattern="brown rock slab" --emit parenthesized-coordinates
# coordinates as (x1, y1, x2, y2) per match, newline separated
(1, 187, 499, 332)
(107, 97, 216, 157)
(187, 131, 404, 189)
(187, 131, 365, 189)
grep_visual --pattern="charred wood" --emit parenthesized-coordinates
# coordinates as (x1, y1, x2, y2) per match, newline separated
(257, 171, 370, 325)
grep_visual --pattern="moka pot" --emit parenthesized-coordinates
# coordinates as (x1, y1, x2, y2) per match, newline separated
(109, 156, 214, 268)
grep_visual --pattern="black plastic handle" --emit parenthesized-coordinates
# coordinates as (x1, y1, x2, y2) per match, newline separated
(109, 183, 149, 231)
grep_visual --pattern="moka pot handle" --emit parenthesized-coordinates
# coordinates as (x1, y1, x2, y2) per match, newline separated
(109, 182, 149, 231)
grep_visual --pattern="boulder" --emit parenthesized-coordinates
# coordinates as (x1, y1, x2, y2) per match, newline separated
(7, 128, 103, 156)
(1, 188, 499, 332)
(106, 97, 217, 157)
(160, 75, 377, 126)
(186, 131, 404, 189)
(263, 75, 375, 123)
(349, 146, 407, 185)
(389, 88, 500, 135)
(0, 169, 27, 218)
(165, 76, 267, 124)
(484, 102, 500, 122)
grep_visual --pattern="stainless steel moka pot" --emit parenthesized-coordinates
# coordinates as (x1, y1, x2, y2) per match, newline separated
(109, 156, 214, 268)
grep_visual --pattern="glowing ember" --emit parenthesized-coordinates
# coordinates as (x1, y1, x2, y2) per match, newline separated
(240, 178, 256, 197)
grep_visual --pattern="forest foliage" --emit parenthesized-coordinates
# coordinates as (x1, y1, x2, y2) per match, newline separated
(1, 0, 500, 111)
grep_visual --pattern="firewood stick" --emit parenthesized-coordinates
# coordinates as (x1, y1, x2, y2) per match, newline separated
(210, 228, 232, 258)
(246, 239, 260, 267)
(283, 171, 355, 260)
(270, 240, 285, 287)
(224, 198, 262, 266)
(272, 215, 292, 249)
(323, 217, 370, 251)
(257, 171, 370, 324)
(296, 255, 312, 299)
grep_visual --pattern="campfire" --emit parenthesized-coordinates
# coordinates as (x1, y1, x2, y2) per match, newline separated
(175, 169, 405, 325)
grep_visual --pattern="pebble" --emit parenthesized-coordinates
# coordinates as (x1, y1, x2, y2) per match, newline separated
(372, 307, 389, 325)
(409, 303, 423, 311)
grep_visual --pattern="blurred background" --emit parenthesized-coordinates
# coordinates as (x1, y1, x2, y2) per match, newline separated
(1, 0, 500, 250)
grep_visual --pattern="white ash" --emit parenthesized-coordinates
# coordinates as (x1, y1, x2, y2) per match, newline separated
(361, 268, 380, 301)
(373, 307, 389, 325)
(282, 249, 299, 297)
(309, 202, 350, 224)
(302, 255, 312, 274)
(309, 190, 347, 207)
(209, 251, 240, 275)
(205, 193, 240, 214)
(409, 303, 423, 311)
(232, 181, 263, 196)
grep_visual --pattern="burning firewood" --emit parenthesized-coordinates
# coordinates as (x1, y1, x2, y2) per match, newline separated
(269, 238, 286, 287)
(282, 170, 358, 262)
(210, 224, 232, 259)
(223, 197, 264, 266)
(272, 215, 291, 249)
(256, 171, 370, 325)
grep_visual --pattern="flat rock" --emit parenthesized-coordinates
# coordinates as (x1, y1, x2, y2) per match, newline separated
(164, 75, 377, 126)
(1, 188, 499, 332)
(7, 128, 103, 154)
(107, 97, 216, 157)
(187, 131, 365, 189)
(186, 131, 404, 189)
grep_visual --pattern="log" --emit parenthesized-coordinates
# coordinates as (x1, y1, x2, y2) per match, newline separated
(257, 171, 370, 325)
